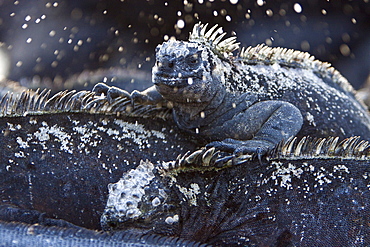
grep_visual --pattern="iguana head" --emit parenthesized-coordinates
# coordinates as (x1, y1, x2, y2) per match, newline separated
(152, 23, 239, 104)
(152, 39, 222, 104)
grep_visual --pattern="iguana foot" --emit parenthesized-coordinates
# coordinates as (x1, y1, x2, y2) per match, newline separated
(92, 83, 131, 102)
(206, 138, 274, 157)
(93, 83, 165, 107)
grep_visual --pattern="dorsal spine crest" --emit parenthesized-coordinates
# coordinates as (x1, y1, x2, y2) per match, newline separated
(189, 22, 356, 95)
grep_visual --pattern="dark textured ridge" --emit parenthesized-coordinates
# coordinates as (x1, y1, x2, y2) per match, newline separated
(0, 89, 171, 119)
(190, 22, 353, 94)
(271, 135, 370, 159)
(160, 136, 370, 173)
(0, 220, 210, 247)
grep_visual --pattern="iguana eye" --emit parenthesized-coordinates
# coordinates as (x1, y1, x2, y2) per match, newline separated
(191, 56, 198, 63)
(187, 54, 199, 65)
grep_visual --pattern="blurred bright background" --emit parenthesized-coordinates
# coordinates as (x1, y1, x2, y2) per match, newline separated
(0, 0, 368, 92)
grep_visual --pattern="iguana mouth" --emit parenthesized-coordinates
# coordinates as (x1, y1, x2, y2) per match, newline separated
(154, 82, 185, 95)
(154, 77, 205, 103)
(154, 75, 200, 88)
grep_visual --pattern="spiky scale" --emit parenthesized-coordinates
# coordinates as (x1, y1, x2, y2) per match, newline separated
(185, 149, 204, 164)
(201, 147, 215, 166)
(212, 32, 226, 46)
(204, 24, 218, 39)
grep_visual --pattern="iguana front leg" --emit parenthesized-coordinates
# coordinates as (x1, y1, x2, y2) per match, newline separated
(206, 100, 303, 157)
(131, 86, 165, 105)
(93, 83, 165, 105)
(92, 83, 131, 102)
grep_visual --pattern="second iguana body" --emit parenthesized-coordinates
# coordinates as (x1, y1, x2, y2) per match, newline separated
(94, 22, 370, 156)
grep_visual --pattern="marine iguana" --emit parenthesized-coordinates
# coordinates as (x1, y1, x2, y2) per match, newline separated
(94, 22, 370, 157)
(0, 89, 369, 246)
(102, 136, 370, 247)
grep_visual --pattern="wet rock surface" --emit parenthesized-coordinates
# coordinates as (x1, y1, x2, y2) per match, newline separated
(0, 112, 198, 229)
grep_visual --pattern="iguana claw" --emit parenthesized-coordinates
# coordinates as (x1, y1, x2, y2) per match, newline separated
(207, 138, 273, 159)
(92, 83, 131, 103)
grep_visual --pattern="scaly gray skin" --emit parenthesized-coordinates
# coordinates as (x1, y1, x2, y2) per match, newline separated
(0, 220, 208, 247)
(0, 89, 369, 246)
(94, 22, 370, 157)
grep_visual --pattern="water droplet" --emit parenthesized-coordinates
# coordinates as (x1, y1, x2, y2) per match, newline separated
(51, 61, 58, 68)
(49, 30, 56, 37)
(266, 9, 273, 17)
(300, 40, 310, 51)
(176, 19, 185, 29)
(339, 44, 350, 57)
(293, 3, 302, 13)
(265, 38, 272, 46)
(342, 33, 350, 43)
